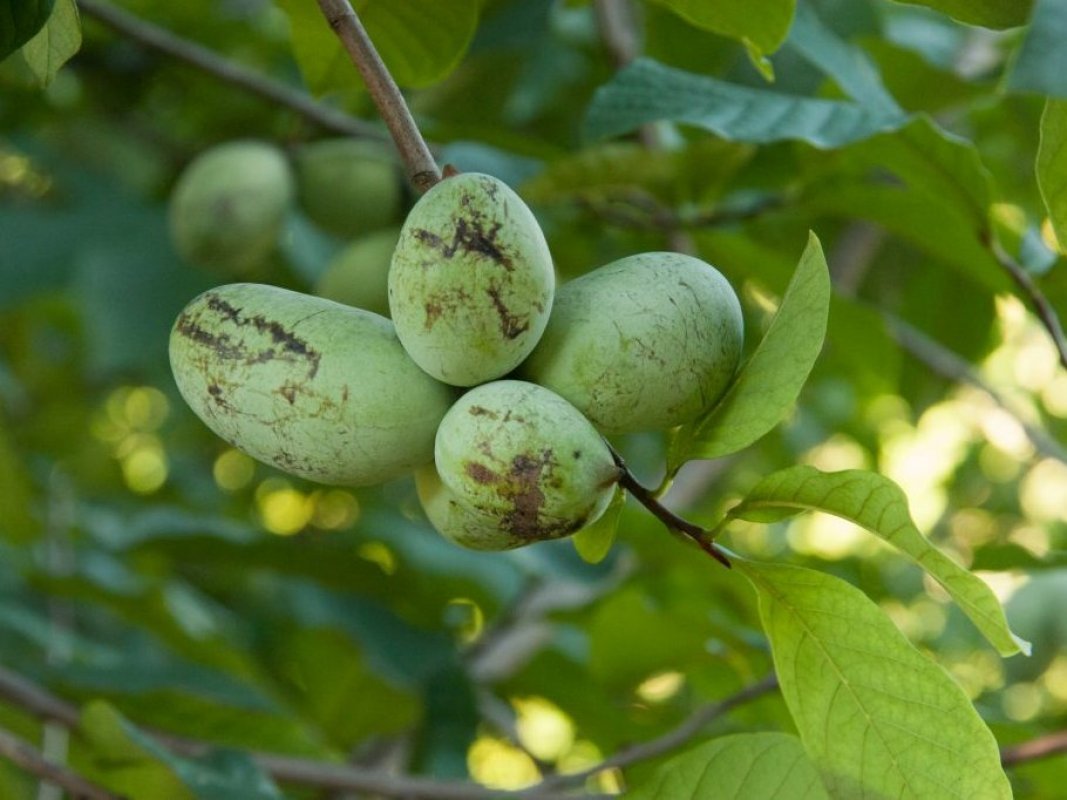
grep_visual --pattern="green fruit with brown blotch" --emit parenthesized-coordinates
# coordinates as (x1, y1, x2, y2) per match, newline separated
(415, 465, 514, 551)
(169, 141, 294, 273)
(519, 252, 744, 434)
(295, 139, 401, 238)
(430, 380, 620, 549)
(314, 226, 400, 317)
(169, 283, 456, 486)
(389, 173, 555, 386)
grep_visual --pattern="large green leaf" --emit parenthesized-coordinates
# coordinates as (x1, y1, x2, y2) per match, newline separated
(0, 0, 54, 60)
(583, 59, 906, 147)
(645, 0, 796, 55)
(788, 2, 899, 114)
(669, 232, 829, 468)
(1038, 99, 1067, 251)
(728, 466, 1028, 656)
(278, 0, 479, 93)
(739, 560, 1013, 799)
(628, 732, 829, 800)
(890, 0, 1032, 29)
(1005, 0, 1067, 97)
(20, 0, 80, 87)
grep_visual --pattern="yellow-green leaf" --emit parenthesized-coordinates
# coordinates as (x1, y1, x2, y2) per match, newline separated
(729, 465, 1028, 656)
(740, 560, 1013, 799)
(21, 0, 80, 87)
(1038, 99, 1067, 252)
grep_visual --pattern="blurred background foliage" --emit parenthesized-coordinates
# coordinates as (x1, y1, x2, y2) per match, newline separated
(1, 0, 1066, 797)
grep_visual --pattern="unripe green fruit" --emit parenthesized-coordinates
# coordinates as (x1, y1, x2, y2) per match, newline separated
(389, 173, 555, 386)
(169, 141, 294, 273)
(520, 252, 743, 434)
(415, 465, 514, 551)
(169, 283, 456, 486)
(431, 380, 620, 548)
(295, 139, 401, 238)
(314, 226, 400, 317)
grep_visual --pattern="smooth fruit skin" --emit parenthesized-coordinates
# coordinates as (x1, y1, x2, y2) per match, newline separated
(169, 141, 294, 273)
(519, 252, 744, 434)
(415, 465, 519, 551)
(433, 380, 620, 547)
(314, 226, 400, 317)
(169, 283, 456, 486)
(388, 173, 555, 386)
(295, 139, 401, 238)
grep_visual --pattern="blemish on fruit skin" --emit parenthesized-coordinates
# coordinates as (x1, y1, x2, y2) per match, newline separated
(468, 405, 499, 418)
(465, 462, 500, 485)
(486, 286, 529, 339)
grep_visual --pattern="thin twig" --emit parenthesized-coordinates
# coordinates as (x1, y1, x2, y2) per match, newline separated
(888, 317, 1067, 465)
(990, 238, 1067, 371)
(77, 0, 383, 142)
(0, 726, 125, 800)
(315, 0, 441, 194)
(609, 445, 731, 567)
(0, 666, 600, 799)
(1001, 729, 1067, 766)
(528, 674, 778, 793)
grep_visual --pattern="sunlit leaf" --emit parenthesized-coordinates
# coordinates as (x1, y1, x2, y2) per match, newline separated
(1005, 0, 1067, 97)
(669, 232, 829, 468)
(645, 0, 796, 56)
(584, 59, 907, 147)
(1038, 99, 1067, 252)
(278, 0, 479, 93)
(890, 0, 1032, 29)
(572, 486, 624, 564)
(729, 466, 1028, 656)
(628, 732, 829, 800)
(20, 0, 80, 87)
(739, 560, 1013, 799)
(0, 0, 55, 60)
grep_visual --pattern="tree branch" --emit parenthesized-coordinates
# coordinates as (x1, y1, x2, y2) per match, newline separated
(0, 726, 125, 800)
(609, 445, 731, 567)
(314, 0, 441, 194)
(0, 665, 600, 800)
(528, 674, 778, 793)
(990, 238, 1067, 372)
(1001, 729, 1067, 766)
(77, 0, 383, 142)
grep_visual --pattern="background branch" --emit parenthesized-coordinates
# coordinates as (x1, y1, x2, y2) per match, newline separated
(315, 0, 441, 194)
(0, 726, 124, 800)
(1001, 729, 1067, 766)
(78, 0, 383, 141)
(0, 666, 599, 800)
(990, 238, 1067, 371)
(528, 674, 778, 793)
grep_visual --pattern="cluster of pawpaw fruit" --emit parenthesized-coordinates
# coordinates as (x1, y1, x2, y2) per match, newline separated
(169, 145, 745, 551)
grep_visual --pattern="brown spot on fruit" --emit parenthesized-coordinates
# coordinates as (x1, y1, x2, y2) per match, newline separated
(486, 287, 529, 340)
(465, 462, 500, 485)
(468, 405, 499, 418)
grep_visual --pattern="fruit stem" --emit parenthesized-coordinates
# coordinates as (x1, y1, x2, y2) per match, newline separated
(315, 0, 442, 194)
(608, 445, 731, 568)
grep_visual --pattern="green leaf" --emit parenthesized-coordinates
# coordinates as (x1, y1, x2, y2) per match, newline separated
(0, 0, 55, 60)
(628, 732, 830, 800)
(20, 0, 80, 87)
(1038, 99, 1067, 252)
(729, 465, 1029, 657)
(278, 0, 479, 93)
(739, 560, 1013, 799)
(890, 0, 1033, 29)
(788, 2, 900, 114)
(0, 417, 38, 542)
(1006, 0, 1067, 97)
(572, 486, 624, 564)
(583, 59, 907, 147)
(669, 232, 829, 467)
(645, 0, 796, 56)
